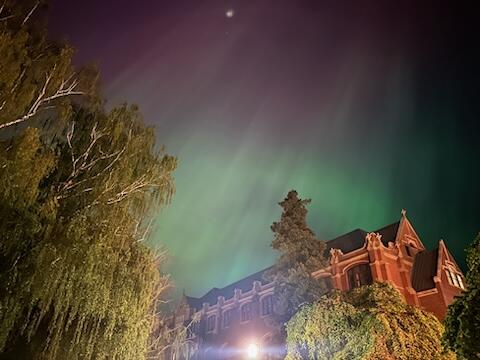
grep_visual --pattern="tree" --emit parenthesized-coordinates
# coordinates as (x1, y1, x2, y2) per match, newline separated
(0, 0, 95, 131)
(150, 313, 200, 360)
(265, 190, 329, 334)
(0, 3, 177, 359)
(285, 282, 455, 360)
(0, 105, 176, 360)
(443, 233, 480, 359)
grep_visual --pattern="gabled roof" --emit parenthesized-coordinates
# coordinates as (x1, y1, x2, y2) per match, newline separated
(186, 221, 401, 309)
(411, 248, 439, 291)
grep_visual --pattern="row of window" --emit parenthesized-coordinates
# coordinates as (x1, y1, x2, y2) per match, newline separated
(204, 295, 274, 332)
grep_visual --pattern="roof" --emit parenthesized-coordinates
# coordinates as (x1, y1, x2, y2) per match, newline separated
(411, 248, 439, 291)
(325, 221, 399, 253)
(186, 221, 400, 308)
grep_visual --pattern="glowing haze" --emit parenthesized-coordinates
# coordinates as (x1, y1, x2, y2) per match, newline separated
(50, 1, 477, 296)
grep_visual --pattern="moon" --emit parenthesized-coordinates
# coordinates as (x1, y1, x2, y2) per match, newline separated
(225, 9, 234, 18)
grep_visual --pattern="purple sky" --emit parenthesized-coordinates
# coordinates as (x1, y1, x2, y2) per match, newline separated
(48, 1, 478, 296)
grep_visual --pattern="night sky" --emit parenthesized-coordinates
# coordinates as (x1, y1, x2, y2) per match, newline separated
(49, 1, 477, 297)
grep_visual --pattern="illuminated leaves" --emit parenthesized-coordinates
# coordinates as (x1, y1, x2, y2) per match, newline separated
(286, 283, 455, 360)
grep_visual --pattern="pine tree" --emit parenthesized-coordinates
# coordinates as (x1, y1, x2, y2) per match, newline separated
(265, 190, 329, 333)
(443, 233, 480, 359)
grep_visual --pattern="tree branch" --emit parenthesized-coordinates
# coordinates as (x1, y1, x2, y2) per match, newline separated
(22, 1, 39, 25)
(0, 66, 84, 130)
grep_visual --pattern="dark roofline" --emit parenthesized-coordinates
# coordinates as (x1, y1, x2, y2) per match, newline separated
(186, 221, 401, 308)
(186, 266, 272, 310)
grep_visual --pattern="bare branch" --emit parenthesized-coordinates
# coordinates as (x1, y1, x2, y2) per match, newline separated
(0, 66, 84, 130)
(22, 1, 39, 25)
(0, 14, 14, 21)
(137, 217, 154, 242)
(10, 68, 26, 94)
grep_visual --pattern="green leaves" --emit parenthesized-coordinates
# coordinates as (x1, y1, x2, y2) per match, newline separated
(0, 4, 176, 359)
(443, 234, 480, 359)
(286, 283, 455, 360)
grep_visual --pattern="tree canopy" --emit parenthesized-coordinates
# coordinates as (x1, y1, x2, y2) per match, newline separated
(443, 233, 480, 359)
(265, 190, 329, 332)
(285, 282, 455, 360)
(0, 2, 176, 359)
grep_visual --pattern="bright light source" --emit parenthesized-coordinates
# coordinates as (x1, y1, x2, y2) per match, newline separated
(247, 343, 259, 358)
(226, 9, 235, 18)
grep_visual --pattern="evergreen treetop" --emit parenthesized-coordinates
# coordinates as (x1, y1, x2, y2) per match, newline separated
(265, 190, 329, 330)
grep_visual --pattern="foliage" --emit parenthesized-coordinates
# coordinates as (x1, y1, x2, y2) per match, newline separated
(0, 0, 96, 131)
(150, 313, 200, 360)
(265, 190, 329, 331)
(285, 282, 455, 360)
(443, 233, 480, 359)
(0, 2, 177, 360)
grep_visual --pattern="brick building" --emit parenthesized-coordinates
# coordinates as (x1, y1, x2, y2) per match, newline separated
(171, 211, 465, 359)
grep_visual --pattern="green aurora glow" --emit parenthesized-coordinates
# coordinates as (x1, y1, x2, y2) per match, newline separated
(49, 1, 478, 297)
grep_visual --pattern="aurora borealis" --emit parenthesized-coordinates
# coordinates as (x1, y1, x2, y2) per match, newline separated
(50, 1, 477, 297)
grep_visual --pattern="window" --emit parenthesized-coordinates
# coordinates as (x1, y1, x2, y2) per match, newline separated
(241, 302, 252, 322)
(347, 263, 373, 289)
(406, 246, 413, 257)
(206, 315, 216, 332)
(447, 267, 465, 290)
(451, 270, 460, 287)
(222, 309, 232, 328)
(261, 295, 274, 316)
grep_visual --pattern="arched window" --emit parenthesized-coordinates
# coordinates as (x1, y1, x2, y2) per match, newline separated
(206, 315, 216, 332)
(261, 295, 274, 316)
(222, 309, 232, 328)
(347, 263, 372, 289)
(241, 302, 252, 322)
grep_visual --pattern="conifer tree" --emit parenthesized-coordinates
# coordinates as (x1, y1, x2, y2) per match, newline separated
(265, 190, 329, 332)
(443, 233, 480, 359)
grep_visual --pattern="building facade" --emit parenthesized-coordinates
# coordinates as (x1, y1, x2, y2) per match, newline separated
(172, 211, 465, 359)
